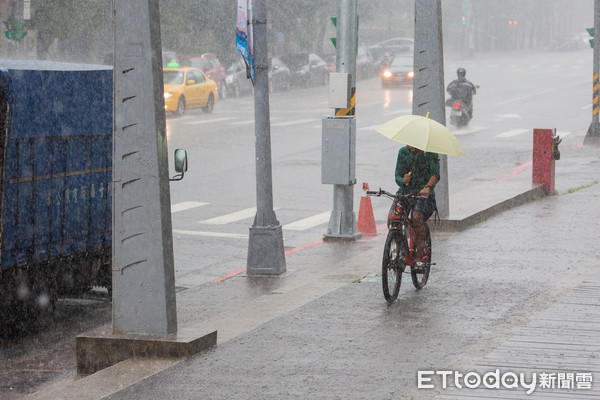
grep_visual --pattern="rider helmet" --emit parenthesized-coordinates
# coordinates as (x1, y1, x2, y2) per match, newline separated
(457, 68, 466, 78)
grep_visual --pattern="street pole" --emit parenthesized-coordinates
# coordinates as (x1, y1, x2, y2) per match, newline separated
(247, 0, 286, 275)
(112, 0, 177, 335)
(585, 0, 600, 145)
(324, 0, 361, 241)
(412, 0, 449, 218)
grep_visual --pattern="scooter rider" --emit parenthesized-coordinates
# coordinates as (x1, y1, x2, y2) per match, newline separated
(446, 68, 477, 118)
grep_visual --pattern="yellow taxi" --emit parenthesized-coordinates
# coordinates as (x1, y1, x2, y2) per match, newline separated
(163, 67, 219, 117)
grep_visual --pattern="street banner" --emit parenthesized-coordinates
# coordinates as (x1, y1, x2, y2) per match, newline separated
(236, 0, 254, 82)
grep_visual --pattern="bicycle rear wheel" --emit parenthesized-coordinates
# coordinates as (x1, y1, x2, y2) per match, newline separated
(382, 231, 406, 303)
(411, 225, 431, 289)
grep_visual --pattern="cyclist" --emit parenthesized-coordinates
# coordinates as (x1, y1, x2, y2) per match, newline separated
(388, 145, 440, 270)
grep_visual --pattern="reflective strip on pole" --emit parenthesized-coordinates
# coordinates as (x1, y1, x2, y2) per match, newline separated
(594, 73, 599, 116)
(335, 87, 356, 116)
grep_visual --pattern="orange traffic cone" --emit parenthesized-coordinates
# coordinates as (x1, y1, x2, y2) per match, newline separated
(358, 182, 377, 235)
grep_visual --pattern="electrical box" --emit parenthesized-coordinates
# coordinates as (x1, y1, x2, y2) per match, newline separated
(321, 116, 356, 185)
(328, 73, 351, 109)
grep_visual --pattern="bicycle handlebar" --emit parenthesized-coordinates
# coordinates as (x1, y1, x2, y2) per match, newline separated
(366, 188, 428, 200)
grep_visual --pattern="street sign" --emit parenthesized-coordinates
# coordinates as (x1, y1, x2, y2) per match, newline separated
(236, 0, 254, 82)
(587, 27, 594, 48)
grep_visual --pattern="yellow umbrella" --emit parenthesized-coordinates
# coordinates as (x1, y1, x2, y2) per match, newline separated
(375, 113, 465, 156)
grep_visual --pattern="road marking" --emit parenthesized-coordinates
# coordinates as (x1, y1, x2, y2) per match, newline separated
(199, 207, 257, 224)
(198, 207, 281, 225)
(451, 125, 486, 135)
(171, 201, 209, 213)
(495, 114, 522, 119)
(581, 104, 592, 110)
(283, 212, 330, 231)
(496, 129, 529, 138)
(497, 161, 532, 181)
(173, 230, 248, 239)
(211, 238, 325, 282)
(183, 117, 234, 125)
(228, 119, 254, 126)
(363, 124, 383, 131)
(556, 131, 571, 137)
(271, 119, 314, 127)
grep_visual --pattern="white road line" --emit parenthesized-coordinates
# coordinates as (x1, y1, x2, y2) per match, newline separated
(173, 230, 248, 239)
(556, 131, 572, 137)
(199, 207, 257, 224)
(581, 104, 592, 110)
(451, 125, 486, 135)
(171, 201, 209, 213)
(229, 120, 254, 126)
(271, 119, 315, 127)
(183, 117, 234, 125)
(198, 207, 281, 225)
(496, 129, 529, 138)
(495, 114, 522, 119)
(283, 212, 331, 231)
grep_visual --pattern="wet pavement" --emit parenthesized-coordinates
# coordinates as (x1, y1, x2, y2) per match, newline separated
(20, 142, 600, 399)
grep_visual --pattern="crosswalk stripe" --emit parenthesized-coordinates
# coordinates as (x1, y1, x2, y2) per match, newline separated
(199, 207, 257, 224)
(229, 120, 254, 126)
(171, 201, 209, 213)
(451, 126, 485, 135)
(496, 129, 529, 138)
(173, 230, 247, 239)
(183, 117, 233, 125)
(271, 119, 314, 127)
(198, 207, 282, 225)
(283, 212, 330, 231)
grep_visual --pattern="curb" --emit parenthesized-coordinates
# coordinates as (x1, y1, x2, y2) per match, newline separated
(432, 184, 547, 232)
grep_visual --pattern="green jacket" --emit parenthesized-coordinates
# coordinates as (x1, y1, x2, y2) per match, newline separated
(394, 146, 440, 200)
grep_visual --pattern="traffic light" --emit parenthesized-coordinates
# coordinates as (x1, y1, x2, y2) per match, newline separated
(4, 20, 12, 39)
(462, 16, 466, 25)
(508, 20, 518, 25)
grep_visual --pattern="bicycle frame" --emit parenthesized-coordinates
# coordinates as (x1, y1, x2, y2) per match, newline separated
(369, 189, 420, 267)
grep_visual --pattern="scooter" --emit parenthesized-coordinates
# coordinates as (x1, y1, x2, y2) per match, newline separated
(447, 99, 471, 128)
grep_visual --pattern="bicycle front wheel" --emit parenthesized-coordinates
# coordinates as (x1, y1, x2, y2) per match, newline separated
(411, 225, 431, 289)
(382, 231, 406, 303)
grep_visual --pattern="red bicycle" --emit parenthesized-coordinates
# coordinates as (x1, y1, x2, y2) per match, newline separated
(367, 189, 433, 303)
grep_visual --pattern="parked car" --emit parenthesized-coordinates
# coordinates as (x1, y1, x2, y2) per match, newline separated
(179, 54, 226, 98)
(280, 53, 329, 87)
(381, 54, 414, 88)
(269, 57, 292, 92)
(163, 67, 218, 116)
(224, 59, 254, 98)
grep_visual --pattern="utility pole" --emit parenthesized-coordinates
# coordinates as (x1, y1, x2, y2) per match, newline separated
(246, 0, 286, 275)
(412, 0, 449, 218)
(585, 0, 600, 145)
(323, 0, 360, 241)
(112, 0, 177, 335)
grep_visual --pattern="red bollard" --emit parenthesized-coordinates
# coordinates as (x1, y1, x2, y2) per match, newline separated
(532, 128, 559, 194)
